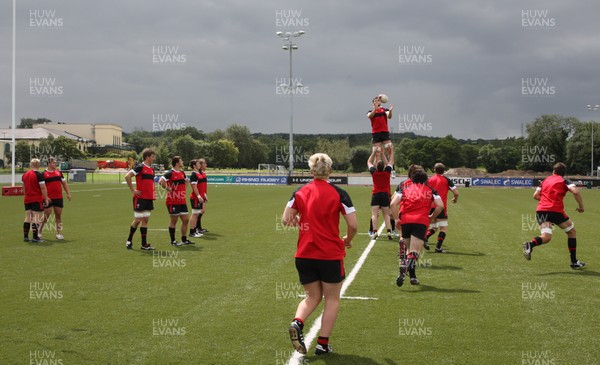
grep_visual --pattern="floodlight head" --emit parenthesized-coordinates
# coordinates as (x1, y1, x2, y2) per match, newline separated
(298, 30, 305, 35)
(276, 31, 283, 36)
(282, 45, 289, 50)
(292, 45, 298, 50)
(296, 83, 303, 88)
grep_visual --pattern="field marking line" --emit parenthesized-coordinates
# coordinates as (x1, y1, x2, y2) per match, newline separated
(287, 223, 385, 365)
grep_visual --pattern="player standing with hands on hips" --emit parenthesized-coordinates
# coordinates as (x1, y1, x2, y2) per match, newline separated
(283, 153, 357, 356)
(367, 94, 395, 177)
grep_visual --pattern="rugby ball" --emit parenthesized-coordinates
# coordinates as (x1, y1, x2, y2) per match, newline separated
(378, 94, 389, 103)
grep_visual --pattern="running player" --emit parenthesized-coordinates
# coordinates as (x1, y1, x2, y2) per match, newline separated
(124, 148, 156, 250)
(367, 146, 394, 240)
(22, 158, 51, 243)
(159, 156, 194, 246)
(390, 169, 443, 286)
(367, 94, 395, 177)
(522, 162, 585, 269)
(425, 163, 459, 253)
(39, 157, 71, 240)
(283, 153, 357, 356)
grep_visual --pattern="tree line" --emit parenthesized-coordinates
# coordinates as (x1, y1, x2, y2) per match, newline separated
(7, 114, 597, 175)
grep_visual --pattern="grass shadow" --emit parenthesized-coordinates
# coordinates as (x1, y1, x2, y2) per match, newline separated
(404, 284, 481, 294)
(425, 264, 463, 271)
(26, 241, 54, 247)
(442, 251, 485, 257)
(197, 232, 223, 241)
(537, 269, 600, 277)
(304, 353, 393, 365)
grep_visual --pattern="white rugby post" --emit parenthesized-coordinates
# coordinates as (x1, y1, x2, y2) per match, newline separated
(11, 0, 16, 186)
(276, 30, 305, 177)
(587, 104, 599, 177)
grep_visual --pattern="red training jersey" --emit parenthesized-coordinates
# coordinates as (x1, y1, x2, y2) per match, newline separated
(44, 169, 65, 200)
(131, 163, 156, 200)
(398, 183, 440, 226)
(287, 179, 355, 260)
(161, 169, 187, 205)
(189, 170, 208, 201)
(22, 170, 45, 204)
(427, 174, 456, 210)
(369, 165, 392, 194)
(536, 174, 574, 213)
(368, 107, 390, 134)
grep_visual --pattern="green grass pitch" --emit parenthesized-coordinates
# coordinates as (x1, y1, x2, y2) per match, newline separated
(1, 183, 599, 364)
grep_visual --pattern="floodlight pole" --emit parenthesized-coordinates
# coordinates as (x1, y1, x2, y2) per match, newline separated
(587, 104, 599, 177)
(277, 31, 305, 178)
(11, 0, 16, 186)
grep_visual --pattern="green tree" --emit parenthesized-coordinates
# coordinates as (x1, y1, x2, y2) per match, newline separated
(225, 124, 268, 168)
(172, 135, 200, 164)
(316, 138, 350, 170)
(209, 139, 239, 168)
(566, 121, 597, 175)
(524, 114, 577, 171)
(350, 146, 371, 172)
(15, 141, 31, 166)
(433, 135, 463, 167)
(124, 130, 156, 153)
(50, 136, 85, 160)
(461, 144, 480, 168)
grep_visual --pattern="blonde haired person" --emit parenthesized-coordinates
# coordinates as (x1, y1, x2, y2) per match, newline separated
(282, 153, 357, 356)
(22, 158, 50, 242)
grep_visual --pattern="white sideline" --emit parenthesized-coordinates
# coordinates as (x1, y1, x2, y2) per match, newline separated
(287, 223, 385, 365)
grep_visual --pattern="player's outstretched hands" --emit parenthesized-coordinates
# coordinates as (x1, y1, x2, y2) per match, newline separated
(389, 105, 394, 112)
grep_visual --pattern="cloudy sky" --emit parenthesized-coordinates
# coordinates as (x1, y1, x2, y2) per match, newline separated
(1, 0, 600, 140)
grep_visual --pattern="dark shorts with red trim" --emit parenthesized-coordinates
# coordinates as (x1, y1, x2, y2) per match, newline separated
(371, 132, 391, 144)
(167, 204, 189, 215)
(295, 258, 345, 284)
(429, 207, 448, 219)
(371, 192, 391, 207)
(190, 198, 204, 210)
(536, 211, 569, 225)
(133, 197, 154, 212)
(401, 223, 427, 241)
(24, 201, 44, 212)
(47, 198, 64, 208)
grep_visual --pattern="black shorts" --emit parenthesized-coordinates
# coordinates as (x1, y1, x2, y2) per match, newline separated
(190, 198, 204, 210)
(429, 207, 447, 219)
(133, 197, 154, 212)
(167, 204, 189, 215)
(47, 198, 64, 208)
(536, 211, 569, 225)
(295, 258, 345, 284)
(401, 223, 427, 241)
(371, 192, 390, 207)
(24, 202, 44, 212)
(371, 132, 391, 144)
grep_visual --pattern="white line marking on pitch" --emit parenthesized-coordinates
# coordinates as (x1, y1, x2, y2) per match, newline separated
(287, 223, 385, 365)
(297, 294, 378, 301)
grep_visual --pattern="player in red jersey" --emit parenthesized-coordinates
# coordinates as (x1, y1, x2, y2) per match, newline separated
(522, 162, 585, 269)
(22, 158, 51, 243)
(391, 169, 443, 286)
(193, 158, 209, 235)
(282, 153, 357, 356)
(367, 95, 395, 177)
(39, 157, 71, 240)
(188, 159, 208, 238)
(159, 156, 194, 246)
(424, 163, 459, 253)
(367, 146, 394, 240)
(124, 148, 156, 250)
